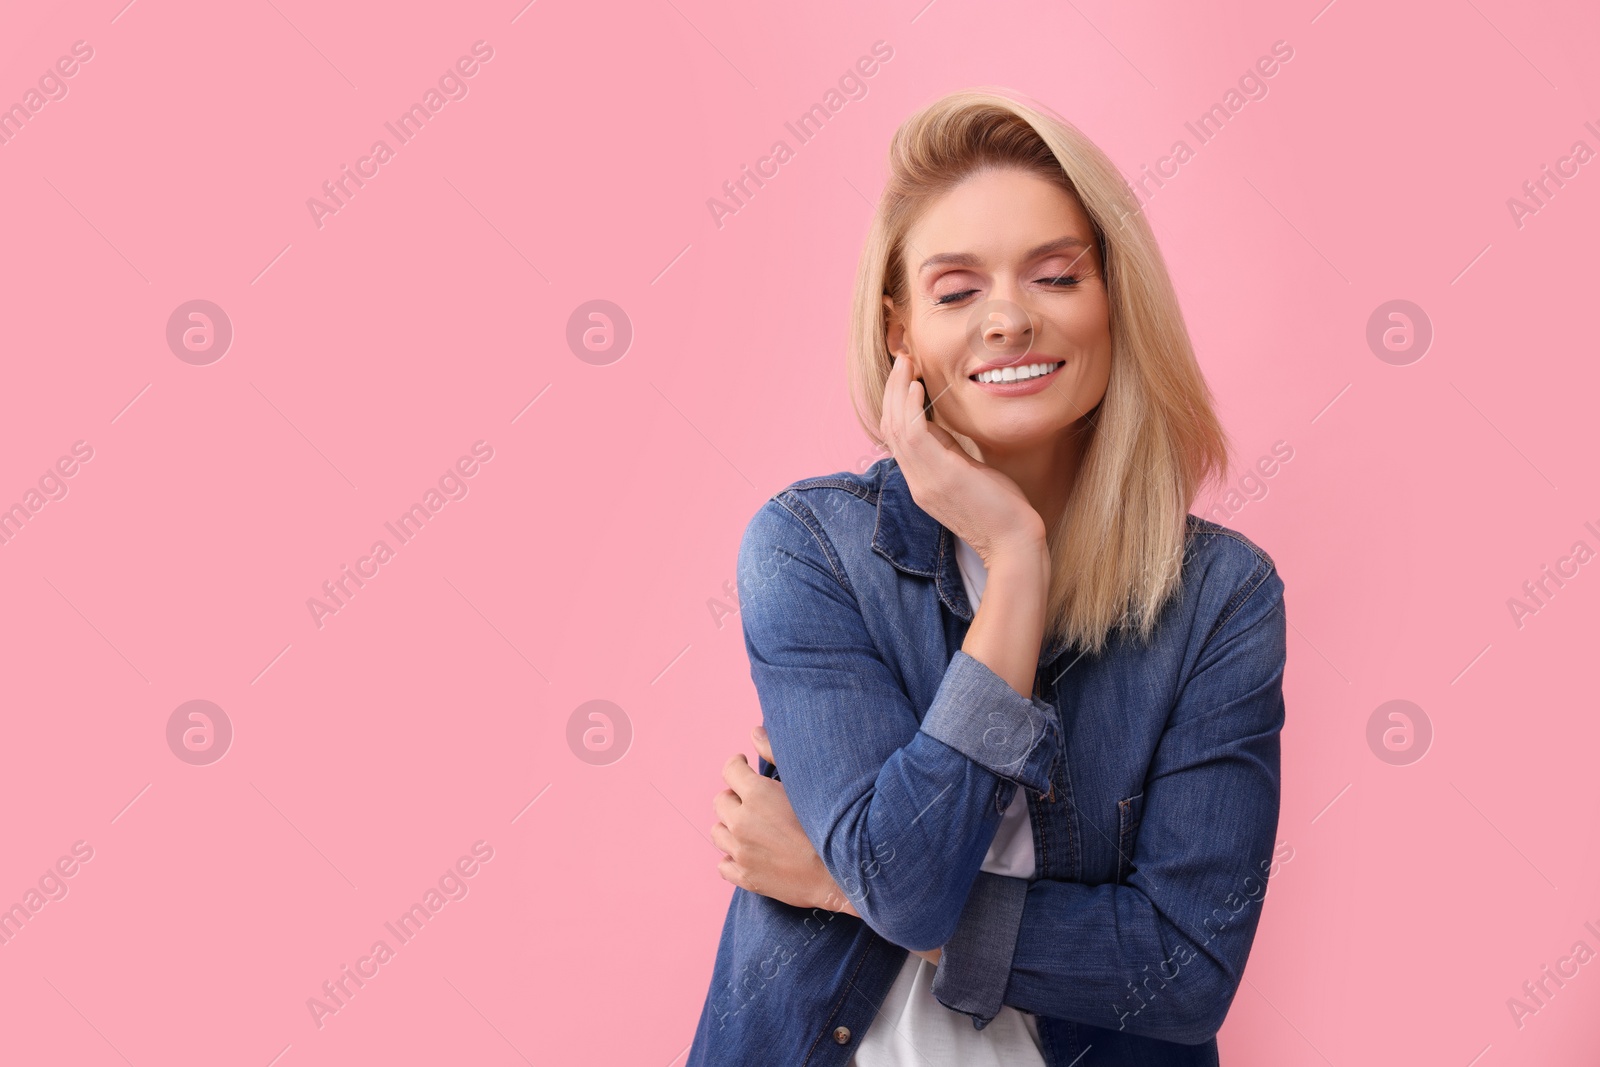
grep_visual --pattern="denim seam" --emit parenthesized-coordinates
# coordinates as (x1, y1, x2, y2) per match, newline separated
(1061, 743, 1081, 880)
(1035, 783, 1051, 877)
(772, 492, 856, 598)
(1204, 555, 1275, 649)
(1033, 680, 1054, 877)
(789, 476, 873, 502)
(934, 525, 978, 621)
(800, 938, 873, 1066)
(1116, 796, 1131, 882)
(1116, 792, 1145, 883)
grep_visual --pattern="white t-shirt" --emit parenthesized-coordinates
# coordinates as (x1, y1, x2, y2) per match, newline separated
(849, 536, 1048, 1067)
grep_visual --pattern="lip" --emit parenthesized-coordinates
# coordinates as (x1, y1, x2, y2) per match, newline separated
(968, 358, 1065, 396)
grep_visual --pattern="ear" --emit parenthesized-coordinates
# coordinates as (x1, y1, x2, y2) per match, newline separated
(881, 296, 916, 373)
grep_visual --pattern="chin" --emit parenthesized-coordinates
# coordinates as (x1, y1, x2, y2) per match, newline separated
(960, 422, 1069, 455)
(963, 409, 1079, 445)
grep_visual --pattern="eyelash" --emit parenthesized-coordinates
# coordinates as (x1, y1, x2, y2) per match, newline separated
(935, 275, 1081, 306)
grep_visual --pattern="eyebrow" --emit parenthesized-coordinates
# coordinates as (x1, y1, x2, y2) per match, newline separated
(918, 235, 1091, 276)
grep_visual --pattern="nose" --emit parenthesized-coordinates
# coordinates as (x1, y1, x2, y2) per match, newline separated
(972, 298, 1036, 365)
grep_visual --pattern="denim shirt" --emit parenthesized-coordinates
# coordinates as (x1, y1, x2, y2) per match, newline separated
(687, 457, 1287, 1067)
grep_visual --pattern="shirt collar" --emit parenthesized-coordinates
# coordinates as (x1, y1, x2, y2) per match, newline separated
(869, 457, 943, 578)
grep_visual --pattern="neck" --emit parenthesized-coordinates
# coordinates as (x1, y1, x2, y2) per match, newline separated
(970, 426, 1089, 534)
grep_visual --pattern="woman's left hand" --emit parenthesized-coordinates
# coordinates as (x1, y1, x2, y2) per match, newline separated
(713, 727, 854, 913)
(712, 727, 944, 966)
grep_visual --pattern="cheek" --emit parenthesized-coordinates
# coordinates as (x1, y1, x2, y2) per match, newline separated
(1083, 340, 1114, 399)
(928, 363, 965, 393)
(916, 341, 974, 391)
(1065, 291, 1113, 347)
(1068, 302, 1114, 381)
(1053, 329, 1113, 413)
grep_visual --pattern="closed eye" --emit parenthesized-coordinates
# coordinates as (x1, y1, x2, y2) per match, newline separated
(934, 276, 1082, 306)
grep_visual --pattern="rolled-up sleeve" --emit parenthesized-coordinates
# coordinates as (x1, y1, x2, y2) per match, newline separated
(927, 871, 1029, 1029)
(920, 651, 1061, 794)
(737, 494, 1063, 953)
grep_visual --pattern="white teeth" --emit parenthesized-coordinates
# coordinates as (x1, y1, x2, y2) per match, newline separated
(975, 361, 1062, 384)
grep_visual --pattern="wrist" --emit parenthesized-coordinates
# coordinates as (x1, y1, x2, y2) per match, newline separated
(982, 540, 1051, 590)
(961, 541, 1050, 698)
(979, 529, 1048, 572)
(811, 858, 856, 915)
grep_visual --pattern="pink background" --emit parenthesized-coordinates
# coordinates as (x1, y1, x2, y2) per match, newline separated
(2, 0, 1598, 1063)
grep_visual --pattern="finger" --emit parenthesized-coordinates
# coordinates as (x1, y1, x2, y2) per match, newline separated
(901, 374, 941, 453)
(896, 388, 946, 468)
(888, 354, 918, 439)
(905, 375, 927, 435)
(711, 821, 737, 856)
(712, 787, 740, 823)
(751, 726, 774, 765)
(722, 752, 761, 795)
(717, 856, 745, 887)
(880, 355, 907, 444)
(892, 362, 923, 443)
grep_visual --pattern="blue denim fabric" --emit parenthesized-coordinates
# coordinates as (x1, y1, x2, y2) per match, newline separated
(687, 457, 1286, 1067)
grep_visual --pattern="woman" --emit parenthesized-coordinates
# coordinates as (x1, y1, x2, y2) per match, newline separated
(687, 87, 1287, 1067)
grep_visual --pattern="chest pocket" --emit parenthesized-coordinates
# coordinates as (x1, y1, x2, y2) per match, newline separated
(1115, 793, 1145, 883)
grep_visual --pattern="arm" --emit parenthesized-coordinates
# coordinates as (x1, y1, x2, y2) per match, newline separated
(741, 724, 947, 967)
(791, 800, 943, 971)
(839, 893, 946, 966)
(958, 528, 1050, 699)
(928, 559, 1287, 1044)
(732, 493, 1060, 952)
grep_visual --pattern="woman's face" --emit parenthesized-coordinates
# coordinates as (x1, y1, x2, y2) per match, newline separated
(883, 167, 1113, 457)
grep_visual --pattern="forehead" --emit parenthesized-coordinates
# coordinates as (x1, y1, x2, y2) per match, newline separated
(905, 169, 1095, 275)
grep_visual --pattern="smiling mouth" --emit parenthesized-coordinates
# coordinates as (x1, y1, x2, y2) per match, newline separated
(970, 361, 1064, 384)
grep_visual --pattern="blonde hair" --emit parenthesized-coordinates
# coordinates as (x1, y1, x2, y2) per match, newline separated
(847, 87, 1230, 655)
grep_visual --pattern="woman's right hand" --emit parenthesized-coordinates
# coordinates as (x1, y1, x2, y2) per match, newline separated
(878, 354, 1047, 567)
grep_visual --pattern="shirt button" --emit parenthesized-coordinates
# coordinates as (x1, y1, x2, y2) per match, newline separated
(833, 1026, 852, 1044)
